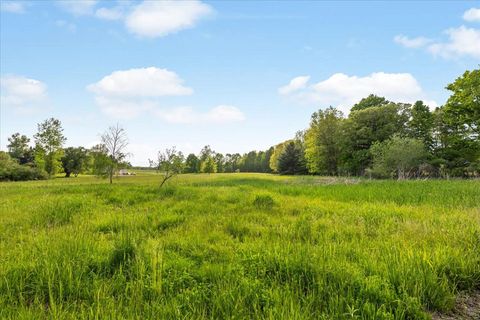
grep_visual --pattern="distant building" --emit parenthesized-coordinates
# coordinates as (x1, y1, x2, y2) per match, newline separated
(119, 169, 129, 176)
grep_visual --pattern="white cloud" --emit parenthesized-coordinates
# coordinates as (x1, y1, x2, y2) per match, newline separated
(87, 67, 192, 118)
(95, 7, 124, 20)
(87, 67, 244, 123)
(125, 0, 213, 38)
(0, 1, 26, 13)
(394, 35, 432, 48)
(427, 26, 480, 59)
(463, 8, 480, 22)
(0, 75, 47, 107)
(0, 75, 48, 112)
(87, 67, 193, 97)
(279, 72, 437, 113)
(394, 8, 480, 60)
(278, 76, 310, 95)
(155, 105, 245, 124)
(58, 0, 98, 16)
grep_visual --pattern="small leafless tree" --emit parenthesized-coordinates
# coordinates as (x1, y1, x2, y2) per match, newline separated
(149, 147, 185, 188)
(101, 123, 128, 184)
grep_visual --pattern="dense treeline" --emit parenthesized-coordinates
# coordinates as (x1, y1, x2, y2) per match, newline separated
(1, 68, 478, 181)
(298, 69, 479, 178)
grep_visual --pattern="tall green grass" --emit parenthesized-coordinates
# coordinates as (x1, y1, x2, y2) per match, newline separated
(0, 174, 479, 319)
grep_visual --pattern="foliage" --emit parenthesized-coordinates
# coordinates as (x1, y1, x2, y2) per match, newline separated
(407, 101, 434, 149)
(341, 103, 409, 175)
(7, 133, 34, 165)
(370, 135, 428, 179)
(34, 118, 66, 177)
(432, 69, 480, 177)
(184, 153, 200, 173)
(304, 107, 344, 175)
(90, 144, 111, 178)
(269, 141, 290, 173)
(201, 155, 217, 173)
(61, 147, 89, 177)
(149, 147, 185, 188)
(443, 69, 480, 136)
(350, 94, 389, 112)
(0, 152, 47, 181)
(277, 141, 306, 175)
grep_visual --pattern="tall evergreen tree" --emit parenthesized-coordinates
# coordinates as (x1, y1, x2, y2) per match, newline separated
(277, 141, 306, 175)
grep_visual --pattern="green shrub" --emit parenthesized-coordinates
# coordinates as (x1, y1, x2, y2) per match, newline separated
(0, 153, 47, 181)
(253, 194, 275, 210)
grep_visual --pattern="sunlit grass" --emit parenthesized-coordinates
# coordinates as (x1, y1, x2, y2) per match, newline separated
(0, 173, 479, 319)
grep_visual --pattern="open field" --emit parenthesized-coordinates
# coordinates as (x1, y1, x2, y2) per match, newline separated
(0, 173, 479, 319)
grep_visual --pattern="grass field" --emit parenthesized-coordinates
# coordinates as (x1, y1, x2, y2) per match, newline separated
(0, 173, 479, 319)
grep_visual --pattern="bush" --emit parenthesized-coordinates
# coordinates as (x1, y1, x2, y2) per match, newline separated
(253, 194, 275, 210)
(0, 152, 47, 181)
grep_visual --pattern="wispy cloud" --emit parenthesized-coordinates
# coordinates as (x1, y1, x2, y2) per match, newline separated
(0, 1, 27, 13)
(57, 0, 98, 16)
(394, 8, 480, 59)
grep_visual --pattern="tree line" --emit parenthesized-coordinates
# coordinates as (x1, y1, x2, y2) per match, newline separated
(1, 68, 478, 181)
(1, 122, 130, 182)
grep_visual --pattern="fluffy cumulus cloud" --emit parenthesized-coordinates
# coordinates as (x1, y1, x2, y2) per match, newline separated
(87, 67, 193, 98)
(125, 0, 213, 38)
(279, 72, 437, 113)
(427, 26, 480, 59)
(88, 67, 245, 123)
(0, 75, 48, 112)
(394, 8, 480, 59)
(0, 1, 26, 13)
(463, 8, 480, 22)
(57, 0, 98, 16)
(278, 76, 310, 95)
(57, 1, 213, 38)
(155, 105, 245, 124)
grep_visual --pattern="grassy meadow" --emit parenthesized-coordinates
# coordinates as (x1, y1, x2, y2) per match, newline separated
(0, 173, 479, 319)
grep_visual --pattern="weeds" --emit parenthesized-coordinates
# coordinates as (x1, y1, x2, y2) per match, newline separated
(0, 173, 479, 319)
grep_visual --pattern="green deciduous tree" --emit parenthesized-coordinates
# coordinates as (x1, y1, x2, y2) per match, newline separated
(407, 101, 434, 149)
(370, 135, 428, 179)
(7, 133, 34, 165)
(201, 156, 217, 173)
(184, 153, 200, 173)
(443, 69, 479, 137)
(34, 118, 66, 177)
(350, 94, 389, 112)
(342, 103, 409, 175)
(90, 144, 110, 178)
(149, 147, 185, 188)
(433, 68, 480, 176)
(305, 107, 344, 175)
(61, 147, 89, 177)
(269, 141, 289, 173)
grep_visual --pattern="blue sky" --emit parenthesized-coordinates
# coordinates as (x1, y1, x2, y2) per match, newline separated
(1, 1, 479, 165)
